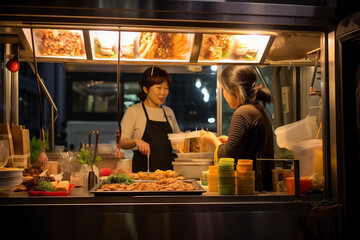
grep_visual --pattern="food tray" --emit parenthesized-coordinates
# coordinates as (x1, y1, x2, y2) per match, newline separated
(28, 184, 75, 196)
(90, 180, 206, 196)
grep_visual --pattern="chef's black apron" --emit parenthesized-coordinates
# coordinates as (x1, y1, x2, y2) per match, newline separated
(132, 103, 174, 172)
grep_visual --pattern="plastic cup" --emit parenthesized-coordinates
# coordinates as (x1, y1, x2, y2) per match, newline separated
(286, 177, 312, 194)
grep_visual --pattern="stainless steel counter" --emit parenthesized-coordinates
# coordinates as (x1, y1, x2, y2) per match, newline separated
(0, 187, 324, 240)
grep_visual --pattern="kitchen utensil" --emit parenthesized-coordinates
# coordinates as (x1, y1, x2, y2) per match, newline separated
(88, 130, 99, 190)
(147, 153, 150, 173)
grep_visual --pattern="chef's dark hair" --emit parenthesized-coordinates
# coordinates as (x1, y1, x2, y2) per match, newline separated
(137, 66, 171, 102)
(220, 65, 272, 106)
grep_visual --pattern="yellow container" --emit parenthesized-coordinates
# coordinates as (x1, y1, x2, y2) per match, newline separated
(236, 170, 255, 178)
(208, 165, 218, 192)
(237, 185, 255, 195)
(236, 159, 253, 172)
(236, 176, 255, 186)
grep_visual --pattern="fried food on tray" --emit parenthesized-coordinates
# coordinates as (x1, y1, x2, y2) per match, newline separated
(35, 29, 85, 57)
(128, 169, 184, 180)
(138, 32, 190, 59)
(97, 178, 197, 192)
(199, 34, 234, 60)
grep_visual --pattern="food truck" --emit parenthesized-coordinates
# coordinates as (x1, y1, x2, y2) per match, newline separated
(0, 1, 358, 239)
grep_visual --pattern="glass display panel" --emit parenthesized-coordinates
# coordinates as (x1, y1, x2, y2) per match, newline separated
(30, 29, 86, 59)
(89, 31, 194, 62)
(198, 34, 271, 63)
(90, 31, 119, 60)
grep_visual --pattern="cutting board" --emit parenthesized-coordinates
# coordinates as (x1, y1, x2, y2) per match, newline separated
(11, 124, 30, 155)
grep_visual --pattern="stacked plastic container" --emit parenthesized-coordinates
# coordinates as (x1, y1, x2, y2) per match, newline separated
(236, 159, 255, 195)
(217, 158, 235, 195)
(207, 165, 218, 192)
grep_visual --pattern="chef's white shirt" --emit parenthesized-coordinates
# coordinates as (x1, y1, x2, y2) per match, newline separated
(121, 103, 181, 150)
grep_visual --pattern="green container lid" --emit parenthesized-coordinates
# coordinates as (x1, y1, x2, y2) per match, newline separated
(219, 158, 235, 162)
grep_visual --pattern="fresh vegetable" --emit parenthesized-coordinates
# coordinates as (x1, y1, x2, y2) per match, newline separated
(38, 178, 55, 192)
(30, 131, 49, 163)
(76, 148, 101, 165)
(221, 50, 230, 58)
(104, 173, 134, 185)
(100, 168, 112, 176)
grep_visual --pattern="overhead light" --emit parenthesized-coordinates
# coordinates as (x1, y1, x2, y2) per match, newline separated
(211, 65, 217, 71)
(208, 117, 215, 123)
(195, 78, 201, 88)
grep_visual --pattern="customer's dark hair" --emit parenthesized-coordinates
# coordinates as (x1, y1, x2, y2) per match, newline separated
(220, 65, 272, 105)
(137, 66, 171, 101)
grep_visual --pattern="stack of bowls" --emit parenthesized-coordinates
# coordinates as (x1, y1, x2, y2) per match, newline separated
(0, 168, 23, 191)
(236, 159, 255, 195)
(172, 152, 214, 179)
(217, 158, 235, 195)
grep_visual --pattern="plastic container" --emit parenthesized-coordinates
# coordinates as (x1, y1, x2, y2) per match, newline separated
(168, 133, 187, 153)
(274, 115, 318, 150)
(237, 185, 255, 195)
(236, 159, 253, 172)
(218, 185, 236, 195)
(117, 159, 132, 174)
(236, 170, 255, 178)
(201, 170, 208, 186)
(172, 161, 211, 179)
(286, 177, 313, 195)
(291, 139, 323, 177)
(217, 158, 235, 195)
(208, 165, 218, 192)
(236, 166, 255, 195)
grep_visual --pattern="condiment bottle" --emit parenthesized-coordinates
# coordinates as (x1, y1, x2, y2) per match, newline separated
(217, 158, 235, 195)
(208, 165, 218, 192)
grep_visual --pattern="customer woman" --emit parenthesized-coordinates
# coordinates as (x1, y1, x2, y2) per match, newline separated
(201, 65, 274, 190)
(120, 66, 181, 172)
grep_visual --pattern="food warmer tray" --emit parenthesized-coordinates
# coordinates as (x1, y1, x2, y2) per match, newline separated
(90, 179, 206, 196)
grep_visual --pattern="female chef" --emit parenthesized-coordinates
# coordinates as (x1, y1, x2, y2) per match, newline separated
(120, 66, 181, 172)
(201, 65, 274, 190)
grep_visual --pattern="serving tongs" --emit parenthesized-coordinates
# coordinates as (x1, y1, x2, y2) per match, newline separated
(88, 130, 99, 190)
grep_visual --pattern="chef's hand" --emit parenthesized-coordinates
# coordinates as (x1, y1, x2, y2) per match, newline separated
(135, 139, 150, 156)
(218, 135, 228, 144)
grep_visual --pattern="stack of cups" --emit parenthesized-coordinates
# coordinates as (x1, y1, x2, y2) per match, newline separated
(218, 158, 235, 195)
(236, 159, 255, 195)
(207, 165, 218, 192)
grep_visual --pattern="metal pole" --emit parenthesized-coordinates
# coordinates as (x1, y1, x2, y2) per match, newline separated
(216, 65, 222, 136)
(4, 43, 11, 124)
(11, 71, 18, 125)
(50, 106, 54, 151)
